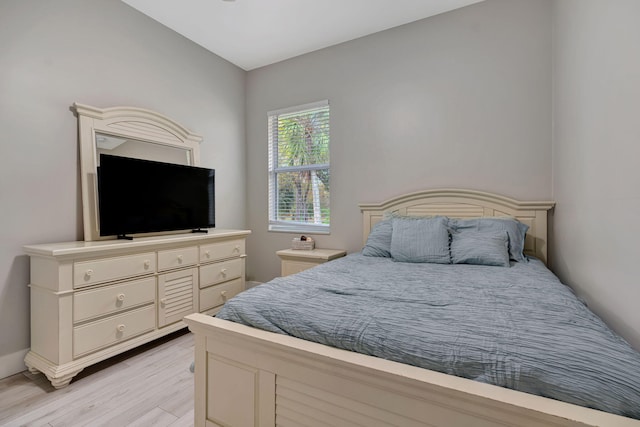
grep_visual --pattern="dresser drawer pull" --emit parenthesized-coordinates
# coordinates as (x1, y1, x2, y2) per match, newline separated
(177, 254, 183, 263)
(85, 269, 93, 278)
(117, 293, 126, 302)
(220, 290, 228, 298)
(144, 260, 151, 269)
(204, 250, 211, 258)
(233, 245, 240, 253)
(160, 298, 167, 306)
(116, 324, 126, 333)
(220, 268, 228, 277)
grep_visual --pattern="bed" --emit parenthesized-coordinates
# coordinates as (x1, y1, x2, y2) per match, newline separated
(184, 189, 640, 427)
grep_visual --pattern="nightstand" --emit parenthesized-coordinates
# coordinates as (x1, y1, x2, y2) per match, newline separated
(276, 248, 347, 277)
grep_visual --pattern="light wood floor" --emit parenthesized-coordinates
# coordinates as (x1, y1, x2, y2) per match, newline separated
(0, 329, 194, 427)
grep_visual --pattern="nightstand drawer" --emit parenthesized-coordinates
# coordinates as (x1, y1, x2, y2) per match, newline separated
(200, 239, 244, 263)
(199, 278, 243, 312)
(73, 305, 155, 357)
(281, 260, 320, 276)
(73, 277, 155, 323)
(74, 253, 156, 288)
(277, 248, 346, 277)
(158, 246, 198, 271)
(199, 258, 242, 289)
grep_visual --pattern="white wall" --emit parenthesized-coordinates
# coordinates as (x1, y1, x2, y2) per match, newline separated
(245, 0, 553, 282)
(551, 0, 640, 350)
(0, 0, 246, 378)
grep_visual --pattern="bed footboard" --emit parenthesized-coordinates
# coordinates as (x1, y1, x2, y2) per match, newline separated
(184, 313, 640, 427)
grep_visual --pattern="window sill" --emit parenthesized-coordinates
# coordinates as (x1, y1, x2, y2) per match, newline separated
(268, 223, 330, 235)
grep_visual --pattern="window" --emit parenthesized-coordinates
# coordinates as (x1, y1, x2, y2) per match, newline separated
(268, 100, 330, 233)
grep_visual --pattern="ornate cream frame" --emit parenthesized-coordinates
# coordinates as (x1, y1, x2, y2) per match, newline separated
(185, 189, 639, 426)
(73, 103, 202, 241)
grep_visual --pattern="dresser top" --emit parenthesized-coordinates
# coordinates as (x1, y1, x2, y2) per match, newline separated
(24, 229, 251, 258)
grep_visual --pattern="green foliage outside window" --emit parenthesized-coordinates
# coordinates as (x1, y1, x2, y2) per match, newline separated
(269, 103, 330, 231)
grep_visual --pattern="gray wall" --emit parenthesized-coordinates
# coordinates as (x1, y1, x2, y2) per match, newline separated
(245, 0, 553, 282)
(551, 0, 640, 350)
(0, 0, 246, 377)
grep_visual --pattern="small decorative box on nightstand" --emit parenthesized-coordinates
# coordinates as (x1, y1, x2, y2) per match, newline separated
(291, 236, 315, 250)
(276, 248, 347, 277)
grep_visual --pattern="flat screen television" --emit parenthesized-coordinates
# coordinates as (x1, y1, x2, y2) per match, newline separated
(97, 154, 215, 238)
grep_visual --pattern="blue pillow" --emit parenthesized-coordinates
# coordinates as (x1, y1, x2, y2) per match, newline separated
(390, 216, 450, 264)
(449, 217, 529, 262)
(362, 219, 392, 257)
(451, 230, 510, 267)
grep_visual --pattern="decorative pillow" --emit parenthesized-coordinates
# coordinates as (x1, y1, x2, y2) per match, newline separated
(449, 217, 529, 262)
(390, 216, 450, 264)
(362, 219, 392, 257)
(450, 230, 510, 267)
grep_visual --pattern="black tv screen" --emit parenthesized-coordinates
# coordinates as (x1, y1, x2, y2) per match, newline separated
(98, 154, 215, 237)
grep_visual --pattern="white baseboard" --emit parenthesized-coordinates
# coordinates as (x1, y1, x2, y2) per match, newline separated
(0, 348, 28, 380)
(245, 281, 262, 290)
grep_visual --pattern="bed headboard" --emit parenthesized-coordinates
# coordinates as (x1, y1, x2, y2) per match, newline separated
(359, 189, 555, 264)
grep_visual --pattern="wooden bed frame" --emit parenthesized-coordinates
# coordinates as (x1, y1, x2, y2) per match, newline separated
(184, 189, 640, 427)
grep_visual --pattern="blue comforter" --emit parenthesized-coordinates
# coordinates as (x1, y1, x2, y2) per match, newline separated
(217, 253, 640, 418)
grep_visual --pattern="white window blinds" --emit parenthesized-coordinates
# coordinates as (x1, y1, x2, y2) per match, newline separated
(268, 100, 330, 233)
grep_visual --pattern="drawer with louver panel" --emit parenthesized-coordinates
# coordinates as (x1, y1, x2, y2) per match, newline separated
(158, 267, 198, 328)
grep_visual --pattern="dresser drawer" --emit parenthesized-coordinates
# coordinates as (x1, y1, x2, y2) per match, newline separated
(199, 278, 243, 312)
(74, 253, 156, 288)
(73, 305, 155, 357)
(157, 246, 198, 272)
(199, 258, 242, 289)
(74, 277, 155, 323)
(200, 239, 244, 263)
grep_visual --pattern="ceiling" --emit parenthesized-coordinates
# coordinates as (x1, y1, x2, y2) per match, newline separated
(121, 0, 484, 71)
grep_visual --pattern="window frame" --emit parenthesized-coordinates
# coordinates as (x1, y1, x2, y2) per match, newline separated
(267, 100, 330, 234)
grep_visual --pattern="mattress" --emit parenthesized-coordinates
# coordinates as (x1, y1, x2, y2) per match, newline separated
(217, 253, 640, 418)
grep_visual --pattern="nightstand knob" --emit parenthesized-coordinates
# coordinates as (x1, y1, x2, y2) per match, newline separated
(117, 324, 126, 333)
(117, 293, 125, 302)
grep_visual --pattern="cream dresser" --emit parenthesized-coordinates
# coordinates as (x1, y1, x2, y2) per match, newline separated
(24, 229, 250, 388)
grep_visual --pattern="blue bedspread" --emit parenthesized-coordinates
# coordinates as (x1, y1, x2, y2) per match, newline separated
(217, 253, 640, 418)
